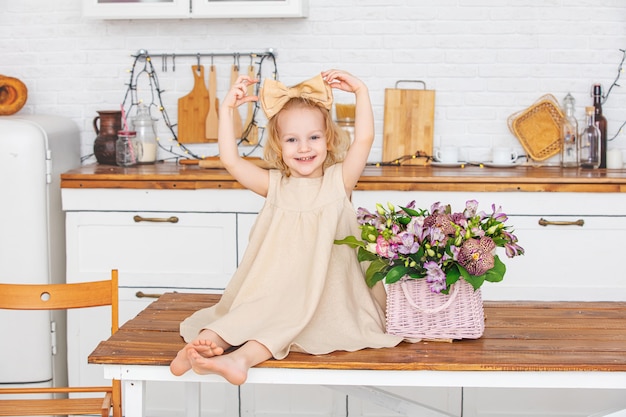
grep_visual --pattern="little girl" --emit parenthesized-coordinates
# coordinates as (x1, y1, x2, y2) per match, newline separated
(170, 69, 402, 385)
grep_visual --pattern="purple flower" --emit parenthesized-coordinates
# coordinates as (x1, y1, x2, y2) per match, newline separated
(464, 200, 479, 218)
(457, 237, 496, 276)
(397, 231, 420, 255)
(424, 261, 447, 293)
(490, 204, 508, 222)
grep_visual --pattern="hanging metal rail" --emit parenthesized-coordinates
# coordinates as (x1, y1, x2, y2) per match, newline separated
(134, 48, 277, 73)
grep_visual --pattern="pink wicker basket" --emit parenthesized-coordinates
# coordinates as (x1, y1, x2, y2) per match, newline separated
(386, 278, 485, 340)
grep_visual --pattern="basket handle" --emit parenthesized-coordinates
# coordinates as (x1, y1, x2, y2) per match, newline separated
(399, 280, 459, 314)
(394, 80, 427, 89)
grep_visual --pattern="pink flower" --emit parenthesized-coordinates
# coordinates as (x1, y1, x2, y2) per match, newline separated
(375, 235, 397, 259)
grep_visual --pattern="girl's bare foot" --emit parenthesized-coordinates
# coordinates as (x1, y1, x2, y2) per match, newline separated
(170, 345, 193, 376)
(187, 349, 248, 385)
(192, 339, 224, 357)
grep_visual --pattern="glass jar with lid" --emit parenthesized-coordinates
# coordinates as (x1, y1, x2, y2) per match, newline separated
(131, 103, 158, 164)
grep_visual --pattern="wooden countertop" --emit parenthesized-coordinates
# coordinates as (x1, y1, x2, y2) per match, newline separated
(89, 292, 626, 372)
(60, 162, 626, 192)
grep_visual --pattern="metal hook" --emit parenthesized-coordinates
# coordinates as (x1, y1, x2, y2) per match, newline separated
(172, 53, 176, 72)
(233, 53, 240, 70)
(196, 53, 201, 68)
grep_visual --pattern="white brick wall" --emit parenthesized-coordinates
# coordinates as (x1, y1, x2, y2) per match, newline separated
(1, 0, 625, 164)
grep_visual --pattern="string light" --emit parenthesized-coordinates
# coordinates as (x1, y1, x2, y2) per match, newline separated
(121, 50, 278, 162)
(601, 48, 625, 141)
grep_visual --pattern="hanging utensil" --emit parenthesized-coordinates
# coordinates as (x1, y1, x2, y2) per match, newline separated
(205, 64, 219, 141)
(230, 64, 243, 139)
(243, 64, 259, 145)
(177, 65, 210, 144)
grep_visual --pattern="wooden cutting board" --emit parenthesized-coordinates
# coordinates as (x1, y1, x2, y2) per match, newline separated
(382, 80, 435, 165)
(177, 65, 210, 144)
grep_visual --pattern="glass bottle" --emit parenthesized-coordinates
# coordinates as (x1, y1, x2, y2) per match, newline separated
(561, 93, 578, 167)
(132, 103, 158, 164)
(592, 84, 607, 168)
(579, 106, 600, 169)
(116, 130, 142, 167)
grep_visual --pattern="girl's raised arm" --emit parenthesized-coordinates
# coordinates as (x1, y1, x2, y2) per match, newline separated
(218, 76, 270, 197)
(321, 70, 374, 196)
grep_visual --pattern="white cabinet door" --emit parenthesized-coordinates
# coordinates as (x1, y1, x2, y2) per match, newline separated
(483, 214, 626, 301)
(192, 0, 307, 18)
(83, 0, 189, 19)
(65, 211, 237, 289)
(82, 0, 307, 19)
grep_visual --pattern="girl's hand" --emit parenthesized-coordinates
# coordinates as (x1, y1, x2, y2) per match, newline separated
(321, 69, 366, 94)
(221, 75, 259, 110)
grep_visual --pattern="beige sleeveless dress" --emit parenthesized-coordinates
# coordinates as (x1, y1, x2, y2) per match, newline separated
(180, 163, 402, 359)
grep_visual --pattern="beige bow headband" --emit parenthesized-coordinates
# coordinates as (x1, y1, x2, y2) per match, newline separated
(260, 74, 334, 119)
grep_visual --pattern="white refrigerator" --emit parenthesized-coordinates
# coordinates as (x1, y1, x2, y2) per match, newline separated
(0, 115, 80, 390)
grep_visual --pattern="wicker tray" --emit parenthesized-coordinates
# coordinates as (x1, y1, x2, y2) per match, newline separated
(507, 94, 564, 161)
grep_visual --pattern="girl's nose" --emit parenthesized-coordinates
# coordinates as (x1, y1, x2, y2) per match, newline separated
(298, 139, 310, 152)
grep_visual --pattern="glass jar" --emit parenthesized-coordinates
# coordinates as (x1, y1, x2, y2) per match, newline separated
(132, 103, 158, 164)
(116, 131, 142, 167)
(561, 93, 578, 168)
(579, 106, 600, 169)
(336, 119, 355, 143)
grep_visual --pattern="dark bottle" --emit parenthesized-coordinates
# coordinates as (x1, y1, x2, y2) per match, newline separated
(592, 84, 607, 168)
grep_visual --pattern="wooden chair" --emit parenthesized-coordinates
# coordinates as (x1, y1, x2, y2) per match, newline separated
(0, 270, 121, 417)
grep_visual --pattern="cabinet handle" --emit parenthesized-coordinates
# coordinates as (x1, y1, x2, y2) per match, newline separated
(135, 291, 177, 299)
(133, 215, 179, 223)
(538, 218, 584, 227)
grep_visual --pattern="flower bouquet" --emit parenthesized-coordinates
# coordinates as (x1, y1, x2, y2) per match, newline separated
(335, 199, 524, 340)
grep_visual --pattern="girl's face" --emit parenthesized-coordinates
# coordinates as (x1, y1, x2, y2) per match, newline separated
(276, 105, 328, 178)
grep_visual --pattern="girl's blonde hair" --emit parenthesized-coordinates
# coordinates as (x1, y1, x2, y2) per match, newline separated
(263, 97, 349, 176)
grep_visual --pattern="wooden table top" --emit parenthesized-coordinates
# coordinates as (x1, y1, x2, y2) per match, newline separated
(89, 293, 626, 372)
(61, 163, 626, 192)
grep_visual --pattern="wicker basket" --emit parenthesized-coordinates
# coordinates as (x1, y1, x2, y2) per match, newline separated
(386, 278, 485, 340)
(507, 94, 565, 161)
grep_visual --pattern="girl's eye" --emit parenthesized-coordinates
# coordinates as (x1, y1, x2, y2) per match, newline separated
(311, 135, 321, 140)
(285, 137, 296, 143)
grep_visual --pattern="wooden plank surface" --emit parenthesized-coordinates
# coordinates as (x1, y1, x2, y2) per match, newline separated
(88, 293, 626, 373)
(61, 163, 626, 192)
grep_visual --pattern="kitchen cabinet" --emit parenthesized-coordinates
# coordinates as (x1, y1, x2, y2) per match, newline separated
(61, 163, 626, 417)
(63, 187, 264, 417)
(82, 0, 308, 19)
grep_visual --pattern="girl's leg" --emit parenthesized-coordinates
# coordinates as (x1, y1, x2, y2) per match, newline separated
(187, 340, 272, 385)
(170, 329, 231, 376)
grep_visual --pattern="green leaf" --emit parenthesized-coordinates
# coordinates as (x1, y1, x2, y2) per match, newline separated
(400, 206, 423, 217)
(334, 236, 365, 248)
(445, 263, 461, 287)
(364, 258, 389, 287)
(457, 264, 485, 291)
(384, 265, 411, 285)
(484, 255, 506, 283)
(397, 216, 411, 225)
(357, 247, 379, 262)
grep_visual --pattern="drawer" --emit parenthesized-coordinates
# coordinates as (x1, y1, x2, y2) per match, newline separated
(482, 214, 626, 301)
(66, 211, 237, 289)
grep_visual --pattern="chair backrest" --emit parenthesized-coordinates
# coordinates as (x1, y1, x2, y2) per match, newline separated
(0, 269, 120, 417)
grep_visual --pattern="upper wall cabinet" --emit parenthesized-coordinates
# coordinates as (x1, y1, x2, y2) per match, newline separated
(82, 0, 308, 19)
